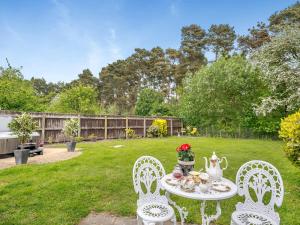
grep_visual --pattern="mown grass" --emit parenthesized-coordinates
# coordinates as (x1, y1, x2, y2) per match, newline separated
(0, 137, 299, 225)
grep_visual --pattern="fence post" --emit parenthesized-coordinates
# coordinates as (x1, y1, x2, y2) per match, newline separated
(78, 114, 81, 137)
(104, 116, 108, 139)
(143, 117, 146, 137)
(41, 114, 46, 143)
(125, 117, 128, 139)
(170, 118, 173, 136)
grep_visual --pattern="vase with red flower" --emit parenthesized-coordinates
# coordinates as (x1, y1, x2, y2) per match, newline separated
(176, 143, 195, 176)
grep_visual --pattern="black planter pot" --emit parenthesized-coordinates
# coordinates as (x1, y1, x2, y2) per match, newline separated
(14, 149, 30, 165)
(67, 141, 77, 152)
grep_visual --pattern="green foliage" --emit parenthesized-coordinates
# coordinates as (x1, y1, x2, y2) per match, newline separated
(74, 136, 84, 143)
(47, 136, 54, 144)
(177, 144, 194, 161)
(269, 2, 300, 32)
(135, 88, 164, 116)
(49, 84, 100, 114)
(0, 67, 40, 111)
(147, 125, 160, 138)
(152, 119, 167, 137)
(0, 138, 298, 225)
(279, 110, 300, 165)
(252, 26, 300, 115)
(88, 133, 97, 141)
(8, 113, 38, 145)
(207, 24, 236, 59)
(125, 128, 138, 139)
(237, 22, 271, 55)
(62, 118, 80, 140)
(179, 56, 267, 132)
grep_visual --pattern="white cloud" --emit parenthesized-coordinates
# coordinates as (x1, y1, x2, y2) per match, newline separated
(170, 0, 180, 16)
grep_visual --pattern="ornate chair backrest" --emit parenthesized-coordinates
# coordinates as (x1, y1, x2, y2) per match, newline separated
(133, 156, 166, 206)
(236, 160, 284, 224)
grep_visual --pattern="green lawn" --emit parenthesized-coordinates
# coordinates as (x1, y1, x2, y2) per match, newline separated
(0, 137, 299, 225)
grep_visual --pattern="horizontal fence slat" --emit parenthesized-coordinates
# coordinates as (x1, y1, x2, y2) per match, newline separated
(0, 110, 182, 143)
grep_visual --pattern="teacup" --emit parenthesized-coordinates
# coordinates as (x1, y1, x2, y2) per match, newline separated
(189, 171, 201, 184)
(199, 172, 209, 184)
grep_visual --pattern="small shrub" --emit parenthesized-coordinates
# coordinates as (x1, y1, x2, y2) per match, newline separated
(152, 119, 167, 137)
(190, 127, 198, 136)
(8, 113, 38, 148)
(147, 125, 160, 138)
(47, 136, 54, 144)
(125, 128, 137, 139)
(279, 110, 300, 165)
(75, 136, 84, 143)
(63, 118, 80, 141)
(88, 133, 97, 141)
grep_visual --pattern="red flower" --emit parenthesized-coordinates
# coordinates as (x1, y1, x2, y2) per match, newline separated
(176, 143, 191, 152)
(181, 144, 191, 151)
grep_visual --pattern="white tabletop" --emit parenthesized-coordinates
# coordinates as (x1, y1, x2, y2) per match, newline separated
(161, 174, 237, 201)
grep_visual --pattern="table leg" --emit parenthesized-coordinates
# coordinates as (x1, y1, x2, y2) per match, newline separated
(165, 192, 188, 225)
(200, 200, 221, 225)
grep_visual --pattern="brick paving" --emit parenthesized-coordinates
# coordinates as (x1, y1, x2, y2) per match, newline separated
(79, 212, 197, 225)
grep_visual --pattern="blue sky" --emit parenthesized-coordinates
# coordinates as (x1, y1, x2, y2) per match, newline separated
(0, 0, 296, 82)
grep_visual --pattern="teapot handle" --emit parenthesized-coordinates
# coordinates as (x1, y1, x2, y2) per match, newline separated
(220, 157, 228, 170)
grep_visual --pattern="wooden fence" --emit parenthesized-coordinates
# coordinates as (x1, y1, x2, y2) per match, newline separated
(0, 111, 183, 143)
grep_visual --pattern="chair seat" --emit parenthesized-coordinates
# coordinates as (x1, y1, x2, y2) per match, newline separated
(137, 202, 175, 223)
(231, 210, 278, 225)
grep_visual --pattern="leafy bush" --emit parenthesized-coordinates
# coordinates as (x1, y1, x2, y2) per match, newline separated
(48, 84, 100, 115)
(190, 127, 198, 136)
(147, 125, 160, 138)
(279, 110, 300, 165)
(125, 128, 138, 139)
(47, 136, 54, 144)
(135, 88, 167, 116)
(8, 113, 38, 146)
(75, 136, 84, 142)
(63, 118, 80, 141)
(179, 56, 269, 134)
(88, 133, 97, 141)
(152, 119, 167, 137)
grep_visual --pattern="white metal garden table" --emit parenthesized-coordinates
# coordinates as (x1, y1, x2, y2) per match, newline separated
(161, 174, 237, 225)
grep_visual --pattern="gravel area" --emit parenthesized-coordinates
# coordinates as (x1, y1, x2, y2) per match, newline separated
(0, 148, 82, 170)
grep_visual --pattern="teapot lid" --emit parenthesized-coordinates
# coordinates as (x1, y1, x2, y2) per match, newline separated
(211, 152, 218, 160)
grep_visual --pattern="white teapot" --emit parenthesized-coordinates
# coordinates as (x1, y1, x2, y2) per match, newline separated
(203, 152, 228, 181)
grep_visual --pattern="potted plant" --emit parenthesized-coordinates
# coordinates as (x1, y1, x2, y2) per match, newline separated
(8, 113, 38, 165)
(63, 118, 80, 152)
(176, 143, 195, 176)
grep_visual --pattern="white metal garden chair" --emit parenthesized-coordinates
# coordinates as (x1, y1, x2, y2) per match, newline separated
(231, 160, 284, 225)
(133, 156, 176, 225)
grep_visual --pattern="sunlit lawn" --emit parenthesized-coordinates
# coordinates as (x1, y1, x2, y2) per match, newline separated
(0, 137, 299, 225)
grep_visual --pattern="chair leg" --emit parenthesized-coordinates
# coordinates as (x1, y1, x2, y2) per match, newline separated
(137, 215, 142, 225)
(171, 215, 177, 225)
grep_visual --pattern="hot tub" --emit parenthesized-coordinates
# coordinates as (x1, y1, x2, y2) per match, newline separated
(0, 115, 40, 154)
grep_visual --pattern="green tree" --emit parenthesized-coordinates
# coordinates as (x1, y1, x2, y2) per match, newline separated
(0, 67, 40, 111)
(99, 59, 139, 114)
(135, 88, 164, 116)
(68, 69, 100, 94)
(237, 22, 271, 55)
(207, 24, 236, 60)
(48, 84, 100, 114)
(269, 2, 300, 32)
(179, 56, 267, 131)
(252, 26, 300, 116)
(179, 24, 207, 75)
